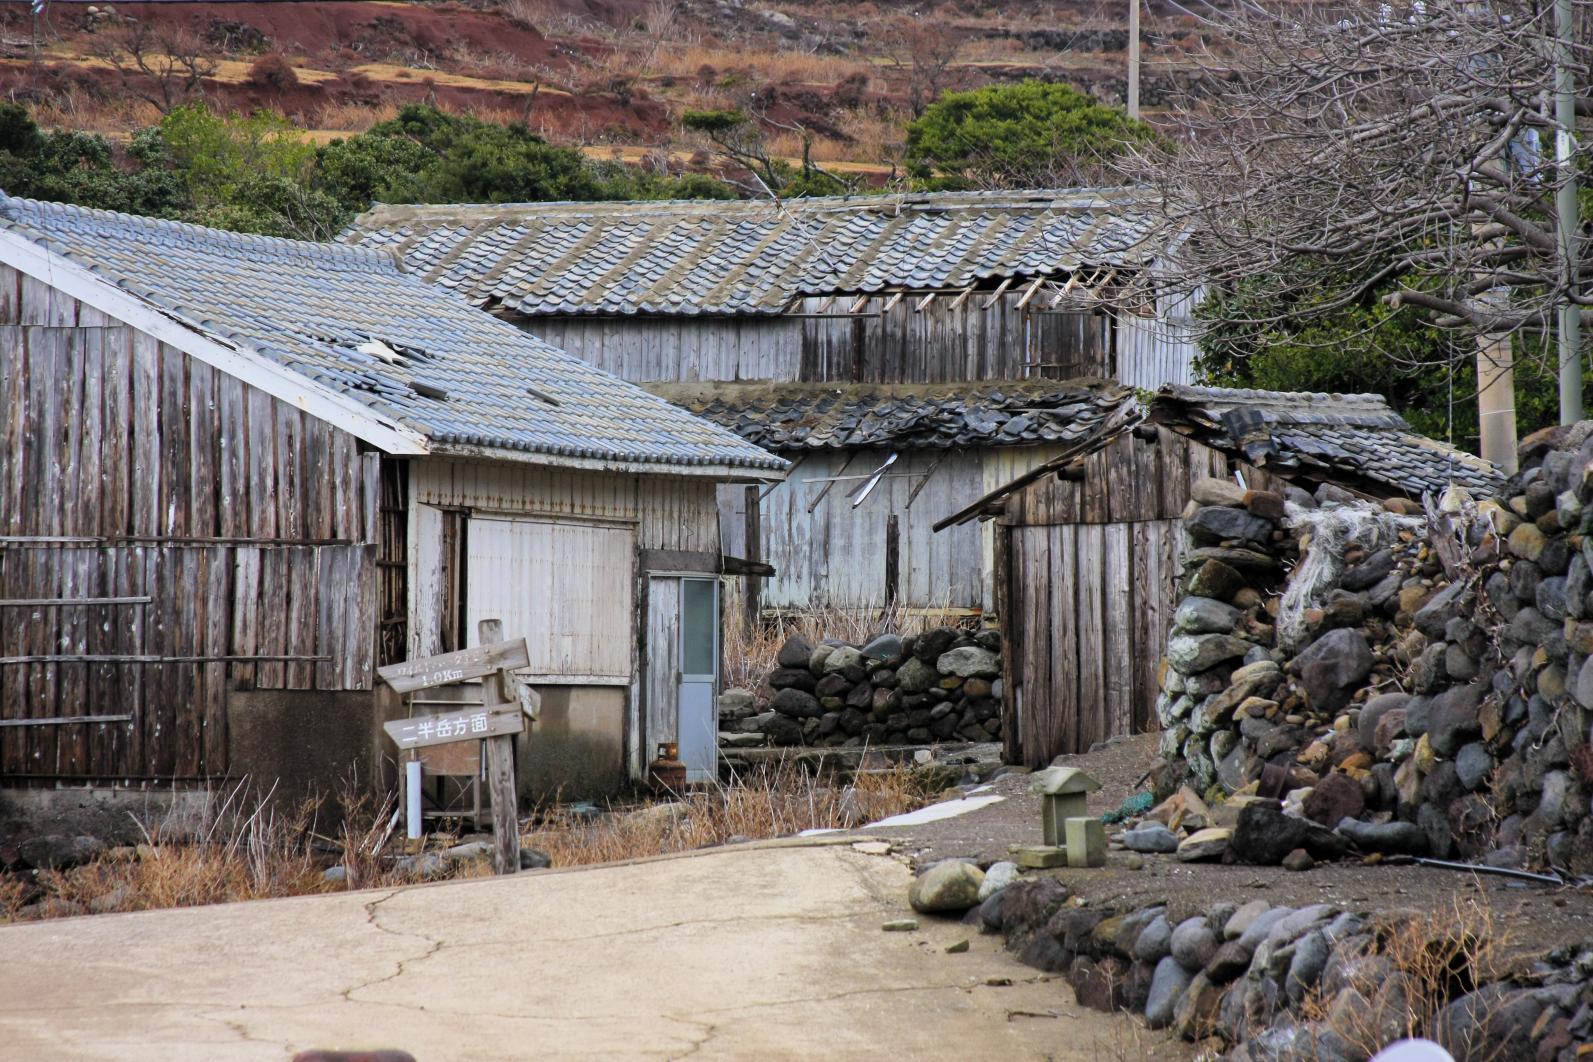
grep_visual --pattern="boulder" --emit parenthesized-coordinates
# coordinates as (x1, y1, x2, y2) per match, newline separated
(1133, 914, 1173, 963)
(17, 834, 104, 870)
(896, 657, 940, 693)
(860, 633, 903, 661)
(1173, 596, 1243, 635)
(1170, 917, 1218, 970)
(1335, 817, 1428, 855)
(1231, 802, 1347, 865)
(977, 861, 1020, 902)
(1357, 692, 1411, 750)
(823, 646, 864, 674)
(1414, 580, 1475, 639)
(1302, 772, 1364, 827)
(1167, 634, 1252, 675)
(1293, 628, 1374, 712)
(936, 646, 1000, 678)
(913, 627, 958, 661)
(1144, 956, 1194, 1028)
(776, 634, 815, 669)
(1427, 682, 1484, 757)
(908, 861, 985, 913)
(1122, 822, 1180, 854)
(1191, 477, 1247, 507)
(1340, 548, 1396, 592)
(1176, 827, 1233, 862)
(763, 713, 805, 746)
(770, 687, 821, 719)
(1188, 505, 1275, 546)
(1185, 559, 1246, 601)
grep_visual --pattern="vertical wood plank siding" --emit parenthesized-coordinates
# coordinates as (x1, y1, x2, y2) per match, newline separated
(0, 266, 378, 781)
(1000, 429, 1231, 765)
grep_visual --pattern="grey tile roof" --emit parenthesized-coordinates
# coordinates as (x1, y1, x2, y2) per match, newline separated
(1153, 385, 1504, 498)
(0, 195, 786, 475)
(646, 379, 1134, 452)
(340, 189, 1163, 318)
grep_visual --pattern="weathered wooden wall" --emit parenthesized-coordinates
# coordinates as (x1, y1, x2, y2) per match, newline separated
(521, 291, 1120, 386)
(0, 266, 378, 781)
(999, 428, 1230, 766)
(1116, 282, 1201, 391)
(406, 457, 724, 784)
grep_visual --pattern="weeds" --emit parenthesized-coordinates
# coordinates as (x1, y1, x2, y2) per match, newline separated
(525, 758, 931, 866)
(722, 599, 973, 691)
(2, 759, 932, 923)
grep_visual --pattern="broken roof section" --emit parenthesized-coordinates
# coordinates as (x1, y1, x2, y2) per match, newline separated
(340, 188, 1164, 318)
(645, 379, 1136, 453)
(0, 194, 786, 477)
(1153, 385, 1504, 499)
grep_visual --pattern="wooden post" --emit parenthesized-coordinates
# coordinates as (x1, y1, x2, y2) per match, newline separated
(884, 514, 900, 609)
(742, 484, 761, 635)
(477, 618, 521, 876)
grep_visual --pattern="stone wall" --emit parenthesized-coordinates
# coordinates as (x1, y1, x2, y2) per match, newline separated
(1153, 422, 1593, 872)
(719, 627, 1004, 749)
(981, 878, 1591, 1060)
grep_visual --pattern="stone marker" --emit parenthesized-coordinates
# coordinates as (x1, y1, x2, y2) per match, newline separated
(1030, 767, 1102, 846)
(1015, 844, 1069, 868)
(1064, 818, 1107, 868)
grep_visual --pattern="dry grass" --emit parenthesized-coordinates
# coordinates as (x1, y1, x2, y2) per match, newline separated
(524, 758, 932, 866)
(723, 600, 973, 691)
(312, 98, 402, 133)
(649, 43, 874, 88)
(2, 761, 933, 923)
(1297, 894, 1512, 1059)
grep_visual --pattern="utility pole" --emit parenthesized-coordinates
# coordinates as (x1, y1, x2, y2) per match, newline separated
(1127, 0, 1141, 120)
(1553, 0, 1583, 424)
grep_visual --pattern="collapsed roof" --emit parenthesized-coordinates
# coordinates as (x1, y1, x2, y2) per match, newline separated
(1154, 385, 1505, 499)
(645, 379, 1135, 453)
(340, 188, 1166, 318)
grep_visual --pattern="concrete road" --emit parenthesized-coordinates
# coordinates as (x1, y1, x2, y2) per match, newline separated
(0, 839, 1148, 1061)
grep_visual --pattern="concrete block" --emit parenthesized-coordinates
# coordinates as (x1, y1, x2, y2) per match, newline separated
(1065, 818, 1106, 868)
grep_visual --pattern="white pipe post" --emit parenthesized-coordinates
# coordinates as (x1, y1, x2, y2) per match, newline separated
(406, 758, 423, 840)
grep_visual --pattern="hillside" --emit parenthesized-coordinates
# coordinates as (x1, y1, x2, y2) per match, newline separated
(0, 0, 1218, 175)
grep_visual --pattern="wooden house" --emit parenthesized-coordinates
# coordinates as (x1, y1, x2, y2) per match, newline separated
(342, 189, 1200, 618)
(937, 385, 1504, 767)
(0, 195, 785, 807)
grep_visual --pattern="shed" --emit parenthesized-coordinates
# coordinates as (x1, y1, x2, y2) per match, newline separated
(341, 189, 1199, 616)
(0, 195, 785, 806)
(937, 385, 1502, 767)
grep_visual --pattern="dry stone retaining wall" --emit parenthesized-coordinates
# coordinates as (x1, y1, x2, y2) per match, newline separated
(719, 627, 1004, 749)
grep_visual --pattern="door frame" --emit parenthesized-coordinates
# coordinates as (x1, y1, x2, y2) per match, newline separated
(643, 570, 721, 783)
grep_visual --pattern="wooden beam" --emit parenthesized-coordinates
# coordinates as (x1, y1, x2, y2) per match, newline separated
(477, 618, 521, 877)
(904, 450, 951, 510)
(980, 276, 1014, 309)
(881, 290, 906, 313)
(0, 715, 132, 728)
(947, 285, 977, 311)
(914, 292, 937, 313)
(847, 293, 872, 314)
(0, 596, 152, 607)
(884, 514, 900, 609)
(1015, 276, 1048, 310)
(807, 452, 860, 513)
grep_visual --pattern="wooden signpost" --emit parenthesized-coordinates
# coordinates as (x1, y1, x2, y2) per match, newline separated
(377, 621, 535, 876)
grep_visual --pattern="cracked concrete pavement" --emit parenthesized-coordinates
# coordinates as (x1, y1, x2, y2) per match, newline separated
(0, 839, 1149, 1060)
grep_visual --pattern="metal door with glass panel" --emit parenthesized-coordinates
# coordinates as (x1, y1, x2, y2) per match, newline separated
(676, 578, 719, 782)
(647, 575, 719, 783)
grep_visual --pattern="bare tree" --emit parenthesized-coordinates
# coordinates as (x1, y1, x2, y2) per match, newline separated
(91, 17, 215, 114)
(880, 17, 963, 118)
(1130, 0, 1591, 366)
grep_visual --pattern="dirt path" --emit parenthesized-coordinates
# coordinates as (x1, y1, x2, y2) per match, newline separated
(0, 839, 1151, 1060)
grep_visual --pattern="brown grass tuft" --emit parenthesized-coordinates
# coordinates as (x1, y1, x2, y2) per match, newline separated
(524, 758, 932, 866)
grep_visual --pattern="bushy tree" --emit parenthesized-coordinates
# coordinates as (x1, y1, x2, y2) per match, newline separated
(0, 103, 186, 217)
(904, 81, 1156, 189)
(1196, 271, 1584, 451)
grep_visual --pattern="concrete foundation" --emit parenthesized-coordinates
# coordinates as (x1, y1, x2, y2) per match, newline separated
(518, 685, 628, 803)
(226, 687, 405, 801)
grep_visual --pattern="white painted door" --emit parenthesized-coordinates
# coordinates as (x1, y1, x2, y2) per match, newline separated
(465, 517, 634, 684)
(646, 576, 719, 782)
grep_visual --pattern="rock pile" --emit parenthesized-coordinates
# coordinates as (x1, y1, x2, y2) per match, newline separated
(720, 627, 1005, 748)
(1154, 422, 1593, 873)
(982, 879, 1593, 1061)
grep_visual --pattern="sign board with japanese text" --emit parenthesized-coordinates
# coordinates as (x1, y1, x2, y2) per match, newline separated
(376, 639, 531, 695)
(382, 706, 523, 751)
